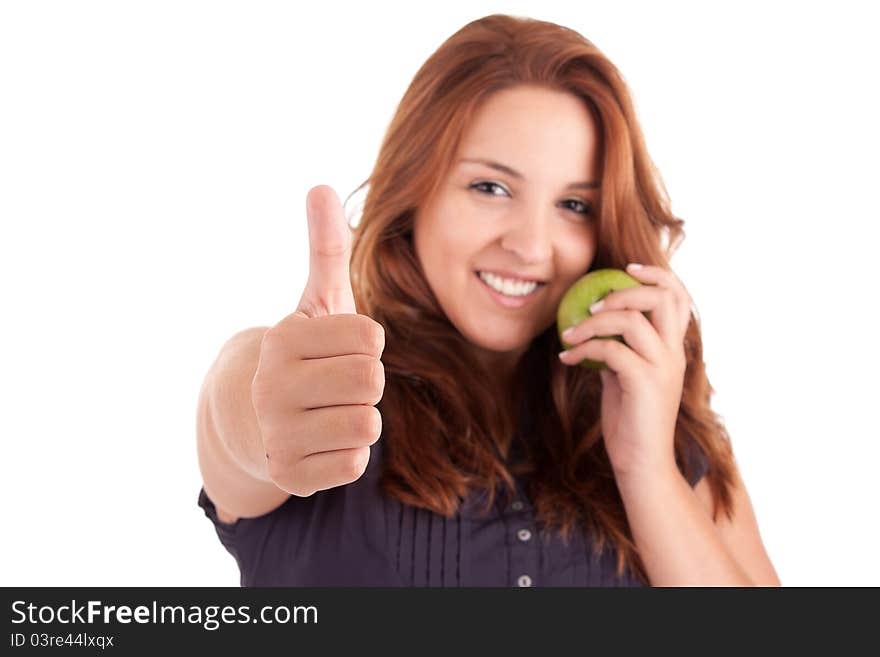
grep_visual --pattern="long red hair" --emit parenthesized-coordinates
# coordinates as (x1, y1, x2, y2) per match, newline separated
(346, 13, 737, 585)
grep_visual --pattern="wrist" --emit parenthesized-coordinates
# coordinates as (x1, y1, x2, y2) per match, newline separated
(613, 457, 682, 496)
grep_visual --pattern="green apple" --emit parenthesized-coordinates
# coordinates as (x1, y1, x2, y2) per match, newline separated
(556, 268, 645, 370)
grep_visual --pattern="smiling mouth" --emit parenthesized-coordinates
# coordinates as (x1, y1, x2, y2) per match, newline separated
(474, 269, 548, 285)
(474, 270, 546, 298)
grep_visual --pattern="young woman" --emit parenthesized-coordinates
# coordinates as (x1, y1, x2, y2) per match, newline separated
(196, 13, 780, 587)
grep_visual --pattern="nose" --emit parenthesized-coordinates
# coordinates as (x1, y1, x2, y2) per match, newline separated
(499, 210, 553, 265)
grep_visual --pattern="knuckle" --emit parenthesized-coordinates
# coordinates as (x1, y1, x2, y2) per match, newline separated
(259, 327, 283, 354)
(366, 406, 382, 443)
(358, 316, 386, 357)
(295, 298, 321, 320)
(372, 320, 386, 357)
(353, 405, 380, 442)
(370, 358, 385, 403)
(356, 355, 383, 395)
(346, 447, 369, 480)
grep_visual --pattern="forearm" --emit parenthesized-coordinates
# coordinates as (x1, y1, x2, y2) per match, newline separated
(203, 328, 272, 483)
(616, 462, 753, 586)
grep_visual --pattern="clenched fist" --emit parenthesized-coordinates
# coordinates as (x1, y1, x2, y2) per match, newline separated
(251, 185, 386, 497)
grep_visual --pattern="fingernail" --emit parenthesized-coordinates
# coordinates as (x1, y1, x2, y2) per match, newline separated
(562, 327, 576, 341)
(589, 299, 604, 314)
(558, 350, 571, 362)
(627, 263, 643, 271)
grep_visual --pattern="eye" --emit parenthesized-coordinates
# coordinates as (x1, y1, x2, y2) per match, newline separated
(561, 199, 594, 217)
(470, 181, 509, 197)
(470, 181, 594, 218)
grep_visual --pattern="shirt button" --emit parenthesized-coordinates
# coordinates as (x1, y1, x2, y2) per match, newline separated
(517, 574, 533, 587)
(517, 528, 532, 542)
(511, 500, 524, 511)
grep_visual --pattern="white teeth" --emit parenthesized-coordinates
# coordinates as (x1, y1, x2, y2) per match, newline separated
(478, 271, 539, 296)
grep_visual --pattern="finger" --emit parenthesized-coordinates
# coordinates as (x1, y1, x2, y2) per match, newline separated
(574, 336, 645, 380)
(625, 263, 693, 332)
(298, 405, 382, 456)
(270, 313, 385, 361)
(257, 353, 385, 411)
(590, 282, 680, 348)
(296, 445, 373, 494)
(264, 405, 382, 464)
(561, 309, 665, 365)
(296, 185, 357, 318)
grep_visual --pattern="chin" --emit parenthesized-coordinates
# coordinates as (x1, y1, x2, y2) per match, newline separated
(466, 329, 531, 354)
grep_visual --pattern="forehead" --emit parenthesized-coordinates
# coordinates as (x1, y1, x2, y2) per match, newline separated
(456, 86, 601, 173)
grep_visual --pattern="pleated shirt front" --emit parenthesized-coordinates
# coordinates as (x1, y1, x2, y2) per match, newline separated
(198, 432, 708, 587)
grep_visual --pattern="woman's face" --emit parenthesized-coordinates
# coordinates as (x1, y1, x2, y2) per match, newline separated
(413, 84, 602, 379)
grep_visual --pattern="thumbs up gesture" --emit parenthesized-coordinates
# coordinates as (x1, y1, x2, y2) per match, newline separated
(251, 185, 386, 497)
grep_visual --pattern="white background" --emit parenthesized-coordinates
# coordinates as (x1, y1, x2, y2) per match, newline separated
(2, 0, 877, 587)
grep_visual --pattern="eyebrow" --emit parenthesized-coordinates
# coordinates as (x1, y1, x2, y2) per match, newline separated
(458, 157, 600, 190)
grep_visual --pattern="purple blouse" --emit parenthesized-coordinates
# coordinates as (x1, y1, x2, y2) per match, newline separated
(198, 425, 709, 587)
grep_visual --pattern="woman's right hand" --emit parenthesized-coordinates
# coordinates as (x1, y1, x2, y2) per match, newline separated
(251, 185, 386, 497)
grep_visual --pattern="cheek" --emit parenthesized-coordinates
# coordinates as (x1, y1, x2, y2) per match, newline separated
(430, 210, 487, 263)
(554, 232, 597, 288)
(563, 227, 597, 270)
(415, 211, 482, 291)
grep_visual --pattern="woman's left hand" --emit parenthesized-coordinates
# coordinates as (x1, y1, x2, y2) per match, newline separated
(558, 263, 694, 479)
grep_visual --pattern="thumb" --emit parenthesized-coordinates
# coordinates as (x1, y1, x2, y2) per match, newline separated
(296, 185, 358, 318)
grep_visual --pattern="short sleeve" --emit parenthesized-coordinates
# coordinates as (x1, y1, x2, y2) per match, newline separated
(197, 484, 319, 586)
(683, 440, 710, 488)
(197, 486, 244, 566)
